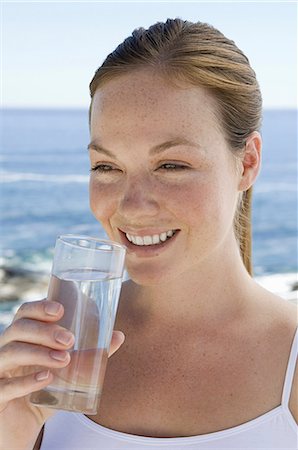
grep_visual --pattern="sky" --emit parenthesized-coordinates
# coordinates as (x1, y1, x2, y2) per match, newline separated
(1, 1, 297, 109)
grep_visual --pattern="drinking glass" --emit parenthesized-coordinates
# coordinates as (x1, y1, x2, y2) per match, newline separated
(30, 235, 126, 414)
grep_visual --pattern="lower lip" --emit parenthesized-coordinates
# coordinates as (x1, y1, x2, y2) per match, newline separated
(118, 230, 180, 257)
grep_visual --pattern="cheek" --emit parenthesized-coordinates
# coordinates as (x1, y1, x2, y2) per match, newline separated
(172, 177, 235, 233)
(156, 176, 221, 226)
(167, 179, 216, 225)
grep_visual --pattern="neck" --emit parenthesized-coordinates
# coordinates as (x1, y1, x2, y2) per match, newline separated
(126, 242, 255, 327)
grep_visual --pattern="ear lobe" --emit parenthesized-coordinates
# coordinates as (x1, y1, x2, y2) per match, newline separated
(238, 131, 262, 192)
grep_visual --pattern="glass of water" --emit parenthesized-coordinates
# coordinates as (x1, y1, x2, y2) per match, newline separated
(30, 235, 126, 414)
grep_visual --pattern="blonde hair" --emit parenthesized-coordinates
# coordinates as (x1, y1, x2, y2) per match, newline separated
(89, 18, 262, 275)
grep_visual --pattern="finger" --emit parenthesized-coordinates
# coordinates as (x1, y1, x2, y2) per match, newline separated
(0, 342, 71, 374)
(108, 331, 125, 357)
(0, 370, 53, 406)
(13, 300, 64, 323)
(1, 318, 74, 350)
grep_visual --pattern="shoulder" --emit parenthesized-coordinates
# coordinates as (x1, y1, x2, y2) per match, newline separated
(244, 285, 297, 412)
(260, 292, 297, 423)
(249, 284, 297, 336)
(289, 360, 298, 424)
(257, 290, 297, 357)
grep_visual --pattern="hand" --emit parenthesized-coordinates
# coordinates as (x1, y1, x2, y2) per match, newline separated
(0, 299, 125, 450)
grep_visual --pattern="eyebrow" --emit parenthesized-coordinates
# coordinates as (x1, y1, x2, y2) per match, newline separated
(87, 137, 202, 157)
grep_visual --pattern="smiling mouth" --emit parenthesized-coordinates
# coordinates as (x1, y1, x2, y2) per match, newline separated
(120, 229, 179, 247)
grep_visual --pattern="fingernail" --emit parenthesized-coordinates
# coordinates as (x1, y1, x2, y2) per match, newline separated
(36, 370, 50, 381)
(55, 330, 74, 345)
(50, 350, 69, 361)
(45, 302, 62, 316)
(114, 330, 125, 341)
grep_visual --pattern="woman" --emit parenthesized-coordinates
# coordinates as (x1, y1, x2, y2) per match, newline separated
(0, 18, 297, 449)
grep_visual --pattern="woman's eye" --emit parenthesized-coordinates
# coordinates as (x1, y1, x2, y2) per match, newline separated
(90, 164, 119, 173)
(159, 163, 188, 171)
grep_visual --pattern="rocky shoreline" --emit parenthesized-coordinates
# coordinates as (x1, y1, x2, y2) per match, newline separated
(0, 266, 296, 334)
(0, 266, 49, 302)
(0, 266, 297, 304)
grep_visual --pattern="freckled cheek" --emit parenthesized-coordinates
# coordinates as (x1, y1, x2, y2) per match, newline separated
(164, 181, 218, 227)
(185, 182, 236, 236)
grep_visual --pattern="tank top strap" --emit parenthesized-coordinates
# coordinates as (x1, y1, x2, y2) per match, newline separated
(281, 327, 298, 406)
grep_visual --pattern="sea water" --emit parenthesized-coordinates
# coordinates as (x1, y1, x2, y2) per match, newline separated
(30, 270, 122, 414)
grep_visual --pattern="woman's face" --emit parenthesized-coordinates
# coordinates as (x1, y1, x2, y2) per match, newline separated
(89, 70, 241, 285)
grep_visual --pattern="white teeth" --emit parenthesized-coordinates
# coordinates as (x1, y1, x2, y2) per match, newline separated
(135, 236, 143, 246)
(125, 230, 176, 246)
(143, 236, 153, 245)
(152, 234, 160, 244)
(160, 232, 167, 242)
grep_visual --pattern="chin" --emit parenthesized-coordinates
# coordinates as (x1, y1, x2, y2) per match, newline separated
(125, 261, 180, 287)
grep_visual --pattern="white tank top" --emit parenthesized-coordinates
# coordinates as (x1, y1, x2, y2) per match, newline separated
(41, 328, 298, 449)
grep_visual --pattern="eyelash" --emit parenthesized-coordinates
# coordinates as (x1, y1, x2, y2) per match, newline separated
(90, 164, 117, 173)
(159, 163, 188, 171)
(90, 163, 189, 173)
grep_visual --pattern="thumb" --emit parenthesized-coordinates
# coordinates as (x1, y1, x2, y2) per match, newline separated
(108, 330, 125, 357)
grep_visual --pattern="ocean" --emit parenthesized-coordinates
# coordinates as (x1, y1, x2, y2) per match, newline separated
(0, 108, 297, 330)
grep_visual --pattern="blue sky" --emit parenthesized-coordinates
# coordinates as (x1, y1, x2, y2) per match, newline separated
(1, 1, 297, 109)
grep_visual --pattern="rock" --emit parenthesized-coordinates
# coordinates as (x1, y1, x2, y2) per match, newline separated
(0, 267, 49, 302)
(0, 269, 5, 283)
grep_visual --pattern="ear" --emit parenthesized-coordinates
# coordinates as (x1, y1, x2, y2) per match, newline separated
(238, 131, 262, 191)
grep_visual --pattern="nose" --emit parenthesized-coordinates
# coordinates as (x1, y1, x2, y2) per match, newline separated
(117, 173, 160, 220)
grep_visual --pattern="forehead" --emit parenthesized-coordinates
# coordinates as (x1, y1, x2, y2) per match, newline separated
(90, 70, 222, 144)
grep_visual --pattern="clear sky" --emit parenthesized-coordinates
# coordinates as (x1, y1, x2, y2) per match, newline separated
(1, 1, 297, 109)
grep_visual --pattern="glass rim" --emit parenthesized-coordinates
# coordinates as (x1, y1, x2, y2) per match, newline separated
(57, 234, 126, 252)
